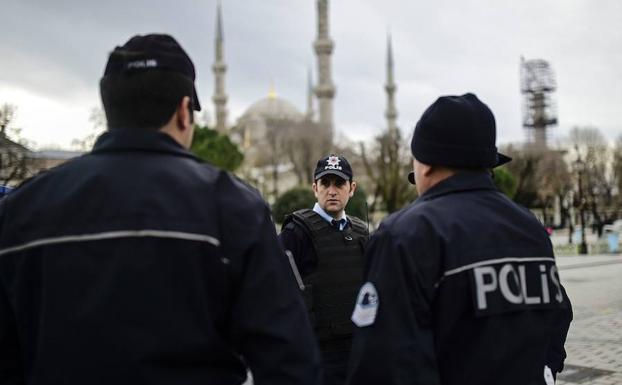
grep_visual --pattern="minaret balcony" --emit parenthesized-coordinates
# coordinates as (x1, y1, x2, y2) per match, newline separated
(314, 84, 335, 98)
(212, 95, 228, 104)
(313, 39, 334, 54)
(212, 63, 227, 72)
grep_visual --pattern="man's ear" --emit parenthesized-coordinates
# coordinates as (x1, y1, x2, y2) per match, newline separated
(176, 96, 192, 130)
(312, 182, 319, 198)
(422, 163, 434, 177)
(349, 181, 357, 197)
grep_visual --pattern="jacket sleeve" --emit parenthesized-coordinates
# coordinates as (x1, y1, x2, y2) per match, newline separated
(0, 201, 25, 385)
(347, 227, 441, 385)
(226, 201, 321, 385)
(0, 284, 23, 385)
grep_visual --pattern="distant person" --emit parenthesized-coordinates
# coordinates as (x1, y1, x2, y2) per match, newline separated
(346, 93, 572, 385)
(546, 226, 554, 236)
(0, 34, 320, 385)
(279, 154, 369, 385)
(0, 185, 12, 199)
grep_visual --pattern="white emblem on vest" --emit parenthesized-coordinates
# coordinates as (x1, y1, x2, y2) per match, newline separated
(544, 365, 555, 385)
(351, 282, 379, 327)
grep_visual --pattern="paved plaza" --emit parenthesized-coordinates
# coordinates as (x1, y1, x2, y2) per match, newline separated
(556, 254, 622, 385)
(244, 254, 622, 385)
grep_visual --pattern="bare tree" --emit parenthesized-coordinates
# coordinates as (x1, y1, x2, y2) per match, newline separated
(0, 104, 16, 135)
(502, 144, 542, 209)
(360, 129, 416, 214)
(613, 135, 622, 200)
(71, 107, 106, 150)
(283, 120, 325, 185)
(0, 104, 32, 186)
(537, 150, 573, 226)
(568, 126, 618, 236)
(251, 118, 303, 200)
(502, 144, 572, 228)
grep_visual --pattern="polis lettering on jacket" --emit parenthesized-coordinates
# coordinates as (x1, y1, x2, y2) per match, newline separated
(471, 262, 564, 316)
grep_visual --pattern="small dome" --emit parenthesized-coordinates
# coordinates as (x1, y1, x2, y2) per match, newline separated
(240, 95, 304, 123)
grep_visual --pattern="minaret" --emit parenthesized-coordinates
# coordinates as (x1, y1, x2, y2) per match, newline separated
(313, 0, 335, 144)
(212, 2, 228, 133)
(385, 34, 398, 134)
(306, 68, 314, 120)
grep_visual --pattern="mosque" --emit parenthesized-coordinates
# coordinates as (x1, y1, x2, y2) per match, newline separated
(210, 0, 397, 201)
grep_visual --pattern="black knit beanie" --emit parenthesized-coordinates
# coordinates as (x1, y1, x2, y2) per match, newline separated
(410, 93, 510, 168)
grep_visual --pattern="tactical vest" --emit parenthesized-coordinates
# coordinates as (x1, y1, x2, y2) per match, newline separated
(286, 209, 369, 349)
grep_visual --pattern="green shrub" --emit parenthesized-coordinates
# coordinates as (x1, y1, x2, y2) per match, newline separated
(346, 185, 369, 222)
(493, 167, 518, 199)
(191, 125, 243, 172)
(272, 187, 315, 224)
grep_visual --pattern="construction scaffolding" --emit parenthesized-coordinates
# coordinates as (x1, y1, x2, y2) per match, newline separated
(520, 57, 558, 149)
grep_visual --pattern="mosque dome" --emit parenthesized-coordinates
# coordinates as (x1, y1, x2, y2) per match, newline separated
(233, 89, 307, 165)
(239, 92, 304, 123)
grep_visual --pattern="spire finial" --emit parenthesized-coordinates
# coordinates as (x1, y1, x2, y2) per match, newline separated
(314, 0, 335, 151)
(387, 32, 394, 79)
(385, 32, 398, 133)
(268, 82, 277, 99)
(216, 1, 224, 41)
(212, 0, 228, 132)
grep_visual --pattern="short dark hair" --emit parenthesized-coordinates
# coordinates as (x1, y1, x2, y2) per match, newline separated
(100, 71, 193, 130)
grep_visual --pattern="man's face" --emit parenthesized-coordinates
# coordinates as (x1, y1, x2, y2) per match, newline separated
(312, 174, 356, 217)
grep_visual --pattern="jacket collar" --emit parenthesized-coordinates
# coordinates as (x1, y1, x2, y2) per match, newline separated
(91, 129, 199, 160)
(419, 170, 498, 201)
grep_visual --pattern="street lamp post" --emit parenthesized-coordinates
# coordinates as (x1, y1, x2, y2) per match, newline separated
(575, 147, 588, 255)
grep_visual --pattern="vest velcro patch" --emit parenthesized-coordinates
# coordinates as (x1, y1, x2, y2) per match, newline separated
(469, 260, 565, 317)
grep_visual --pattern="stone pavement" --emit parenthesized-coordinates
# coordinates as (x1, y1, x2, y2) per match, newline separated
(244, 254, 622, 385)
(556, 255, 622, 385)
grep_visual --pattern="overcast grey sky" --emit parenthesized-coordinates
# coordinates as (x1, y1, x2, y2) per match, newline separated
(1, 0, 621, 149)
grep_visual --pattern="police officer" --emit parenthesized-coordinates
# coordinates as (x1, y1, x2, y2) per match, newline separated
(347, 93, 572, 385)
(279, 154, 369, 385)
(0, 34, 320, 385)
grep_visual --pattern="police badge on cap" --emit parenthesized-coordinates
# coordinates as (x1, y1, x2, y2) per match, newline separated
(314, 154, 354, 181)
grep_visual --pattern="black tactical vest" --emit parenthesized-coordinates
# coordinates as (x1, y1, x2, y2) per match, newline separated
(286, 209, 369, 350)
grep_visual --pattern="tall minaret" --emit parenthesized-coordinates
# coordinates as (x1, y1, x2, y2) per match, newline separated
(306, 68, 315, 120)
(313, 0, 335, 144)
(385, 34, 398, 134)
(212, 2, 228, 133)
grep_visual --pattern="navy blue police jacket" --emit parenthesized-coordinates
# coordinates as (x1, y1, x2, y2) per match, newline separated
(0, 129, 321, 385)
(347, 171, 572, 385)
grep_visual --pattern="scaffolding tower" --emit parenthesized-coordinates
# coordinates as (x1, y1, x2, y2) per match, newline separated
(520, 57, 558, 149)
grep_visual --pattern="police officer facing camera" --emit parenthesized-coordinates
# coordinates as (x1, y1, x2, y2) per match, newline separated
(279, 154, 369, 385)
(347, 93, 572, 385)
(0, 34, 320, 385)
